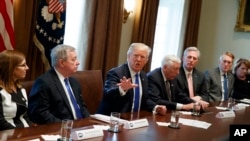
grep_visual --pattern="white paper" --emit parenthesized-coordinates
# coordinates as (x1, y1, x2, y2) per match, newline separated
(180, 111, 192, 115)
(240, 98, 250, 104)
(236, 103, 250, 107)
(41, 135, 61, 141)
(215, 106, 228, 110)
(90, 114, 128, 124)
(28, 139, 40, 141)
(156, 122, 170, 126)
(157, 118, 211, 129)
(93, 125, 110, 130)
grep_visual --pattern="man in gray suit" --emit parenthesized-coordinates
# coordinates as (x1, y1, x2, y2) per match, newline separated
(176, 47, 209, 108)
(205, 52, 235, 102)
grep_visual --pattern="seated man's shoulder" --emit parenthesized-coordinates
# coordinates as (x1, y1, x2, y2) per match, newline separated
(204, 68, 217, 75)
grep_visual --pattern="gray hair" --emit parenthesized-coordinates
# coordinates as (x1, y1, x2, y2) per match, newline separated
(127, 43, 151, 59)
(50, 44, 76, 67)
(161, 55, 181, 68)
(219, 51, 235, 62)
(183, 46, 200, 58)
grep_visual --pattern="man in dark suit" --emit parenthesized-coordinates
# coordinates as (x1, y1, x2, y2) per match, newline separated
(176, 47, 209, 108)
(205, 52, 235, 102)
(97, 43, 166, 116)
(28, 44, 90, 124)
(147, 55, 195, 111)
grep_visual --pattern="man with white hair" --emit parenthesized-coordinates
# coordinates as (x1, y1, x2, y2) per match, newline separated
(147, 54, 195, 110)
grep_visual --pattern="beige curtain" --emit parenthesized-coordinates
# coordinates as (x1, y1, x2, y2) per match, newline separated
(183, 0, 203, 50)
(81, 0, 124, 79)
(131, 0, 160, 72)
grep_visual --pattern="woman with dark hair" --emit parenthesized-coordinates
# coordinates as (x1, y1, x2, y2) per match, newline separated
(0, 50, 32, 131)
(232, 58, 250, 99)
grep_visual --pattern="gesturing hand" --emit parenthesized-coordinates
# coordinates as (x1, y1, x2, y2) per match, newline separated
(117, 76, 138, 91)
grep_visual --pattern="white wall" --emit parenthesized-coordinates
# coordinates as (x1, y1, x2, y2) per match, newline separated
(118, 0, 136, 65)
(197, 0, 250, 72)
(118, 12, 135, 65)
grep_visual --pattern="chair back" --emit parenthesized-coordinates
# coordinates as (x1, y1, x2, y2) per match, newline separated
(21, 80, 35, 96)
(71, 70, 103, 114)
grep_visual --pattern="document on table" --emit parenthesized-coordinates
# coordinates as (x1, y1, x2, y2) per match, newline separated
(90, 114, 128, 124)
(156, 118, 211, 129)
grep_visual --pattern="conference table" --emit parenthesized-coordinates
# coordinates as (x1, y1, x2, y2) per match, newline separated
(1, 101, 249, 141)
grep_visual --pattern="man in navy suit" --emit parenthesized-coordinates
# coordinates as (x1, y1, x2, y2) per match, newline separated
(147, 55, 195, 111)
(97, 43, 166, 116)
(176, 47, 209, 108)
(28, 44, 90, 124)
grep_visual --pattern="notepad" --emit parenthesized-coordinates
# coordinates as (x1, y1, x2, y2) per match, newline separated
(90, 114, 128, 124)
(238, 98, 250, 105)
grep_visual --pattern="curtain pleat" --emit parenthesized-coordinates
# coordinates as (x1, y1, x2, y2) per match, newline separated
(131, 0, 159, 72)
(81, 0, 123, 80)
(183, 0, 203, 50)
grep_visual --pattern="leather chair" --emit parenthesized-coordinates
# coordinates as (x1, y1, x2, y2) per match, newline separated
(21, 80, 34, 95)
(21, 70, 103, 115)
(71, 70, 103, 114)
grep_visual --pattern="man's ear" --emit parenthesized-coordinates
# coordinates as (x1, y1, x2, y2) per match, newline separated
(58, 59, 65, 67)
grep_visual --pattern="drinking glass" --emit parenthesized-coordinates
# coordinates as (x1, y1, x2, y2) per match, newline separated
(61, 119, 73, 141)
(109, 112, 121, 133)
(169, 110, 181, 129)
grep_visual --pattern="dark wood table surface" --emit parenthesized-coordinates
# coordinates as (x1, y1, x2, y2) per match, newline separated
(1, 101, 249, 141)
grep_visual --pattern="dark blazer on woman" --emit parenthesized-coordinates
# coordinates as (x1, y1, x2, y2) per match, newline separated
(233, 74, 250, 99)
(97, 63, 156, 115)
(28, 69, 90, 124)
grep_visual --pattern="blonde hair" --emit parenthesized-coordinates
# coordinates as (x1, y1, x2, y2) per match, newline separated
(233, 58, 250, 73)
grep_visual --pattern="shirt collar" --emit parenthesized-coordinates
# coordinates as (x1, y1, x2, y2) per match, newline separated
(54, 68, 66, 82)
(161, 68, 167, 82)
(183, 67, 193, 76)
(128, 64, 140, 77)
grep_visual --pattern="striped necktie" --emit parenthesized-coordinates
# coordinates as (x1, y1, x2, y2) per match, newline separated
(165, 80, 172, 101)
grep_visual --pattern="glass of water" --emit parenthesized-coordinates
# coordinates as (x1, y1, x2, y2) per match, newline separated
(109, 112, 121, 133)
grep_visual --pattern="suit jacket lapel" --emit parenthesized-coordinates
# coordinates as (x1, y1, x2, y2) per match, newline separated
(215, 68, 222, 90)
(192, 70, 198, 94)
(51, 69, 72, 111)
(180, 67, 189, 89)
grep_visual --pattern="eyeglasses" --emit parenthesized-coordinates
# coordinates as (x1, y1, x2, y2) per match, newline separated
(17, 63, 27, 67)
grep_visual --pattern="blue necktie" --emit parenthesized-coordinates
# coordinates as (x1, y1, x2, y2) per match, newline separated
(64, 78, 83, 119)
(133, 73, 140, 112)
(223, 74, 228, 101)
